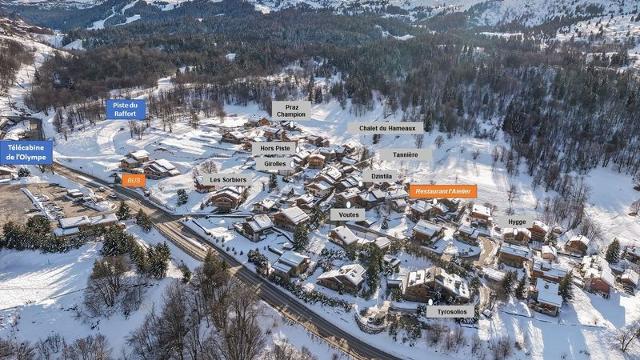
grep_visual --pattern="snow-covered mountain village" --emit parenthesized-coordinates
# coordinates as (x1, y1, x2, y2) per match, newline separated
(0, 1, 640, 359)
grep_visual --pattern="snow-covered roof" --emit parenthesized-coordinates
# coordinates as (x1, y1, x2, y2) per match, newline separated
(532, 258, 567, 279)
(0, 166, 17, 174)
(413, 220, 443, 237)
(278, 250, 309, 267)
(499, 243, 532, 258)
(321, 167, 342, 182)
(247, 214, 273, 232)
(374, 236, 391, 249)
(541, 245, 557, 258)
(581, 255, 615, 286)
(331, 226, 361, 246)
(309, 180, 332, 191)
(568, 234, 590, 246)
(532, 220, 549, 232)
(53, 227, 80, 237)
(280, 206, 310, 224)
(58, 213, 118, 229)
(317, 263, 365, 287)
(535, 278, 562, 308)
(271, 261, 292, 274)
(482, 267, 506, 281)
(406, 267, 470, 300)
(129, 149, 149, 160)
(457, 225, 479, 239)
(58, 215, 90, 229)
(472, 204, 491, 217)
(152, 159, 176, 171)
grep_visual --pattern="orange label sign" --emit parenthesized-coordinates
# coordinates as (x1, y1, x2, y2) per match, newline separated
(409, 184, 477, 199)
(122, 173, 146, 188)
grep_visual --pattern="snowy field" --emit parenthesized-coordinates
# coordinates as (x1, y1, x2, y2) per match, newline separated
(0, 222, 350, 359)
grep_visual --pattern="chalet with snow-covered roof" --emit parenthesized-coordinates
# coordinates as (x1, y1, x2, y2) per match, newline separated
(412, 220, 445, 245)
(239, 214, 274, 242)
(120, 149, 150, 169)
(402, 267, 470, 304)
(541, 245, 557, 261)
(565, 235, 590, 256)
(470, 204, 492, 226)
(306, 134, 330, 147)
(623, 245, 640, 264)
(273, 206, 310, 232)
(456, 225, 479, 245)
(530, 278, 562, 317)
(502, 227, 531, 246)
(271, 250, 310, 280)
(262, 126, 283, 140)
(293, 193, 315, 210)
(530, 258, 568, 283)
(253, 198, 280, 213)
(292, 150, 310, 168)
(498, 243, 532, 268)
(246, 117, 270, 128)
(221, 130, 246, 144)
(316, 167, 342, 185)
(581, 255, 614, 298)
(620, 268, 639, 294)
(317, 263, 365, 294)
(143, 159, 180, 179)
(329, 226, 362, 247)
(207, 187, 243, 212)
(307, 180, 332, 198)
(529, 221, 549, 242)
(307, 153, 326, 169)
(335, 188, 360, 208)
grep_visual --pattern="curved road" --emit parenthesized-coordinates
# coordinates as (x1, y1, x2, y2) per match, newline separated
(53, 163, 402, 360)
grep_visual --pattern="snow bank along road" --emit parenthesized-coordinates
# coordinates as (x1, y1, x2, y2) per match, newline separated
(52, 163, 401, 360)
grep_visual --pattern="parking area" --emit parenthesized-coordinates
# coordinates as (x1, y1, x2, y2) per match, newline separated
(0, 183, 111, 227)
(0, 184, 36, 225)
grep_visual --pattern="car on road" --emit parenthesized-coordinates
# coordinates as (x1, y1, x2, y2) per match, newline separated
(108, 193, 118, 200)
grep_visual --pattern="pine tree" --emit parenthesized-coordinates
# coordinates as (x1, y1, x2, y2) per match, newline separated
(147, 243, 171, 279)
(269, 173, 277, 191)
(177, 189, 188, 206)
(135, 209, 152, 232)
(501, 271, 516, 296)
(559, 272, 573, 302)
(515, 275, 527, 300)
(17, 168, 30, 177)
(605, 239, 620, 264)
(292, 224, 309, 251)
(101, 226, 133, 256)
(116, 201, 131, 220)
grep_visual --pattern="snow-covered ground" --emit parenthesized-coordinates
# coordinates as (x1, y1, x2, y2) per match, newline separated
(0, 222, 349, 359)
(556, 13, 640, 69)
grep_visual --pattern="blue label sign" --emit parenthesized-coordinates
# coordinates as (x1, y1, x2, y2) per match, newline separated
(0, 140, 53, 165)
(106, 99, 146, 120)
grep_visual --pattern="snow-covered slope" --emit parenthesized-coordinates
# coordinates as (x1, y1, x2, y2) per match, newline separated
(474, 0, 639, 27)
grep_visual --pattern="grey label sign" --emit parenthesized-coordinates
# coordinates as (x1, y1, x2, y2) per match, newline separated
(379, 148, 432, 162)
(252, 142, 297, 156)
(199, 173, 251, 186)
(256, 157, 295, 171)
(495, 212, 537, 229)
(330, 208, 365, 221)
(348, 122, 423, 134)
(362, 169, 398, 183)
(426, 305, 475, 318)
(272, 101, 311, 121)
